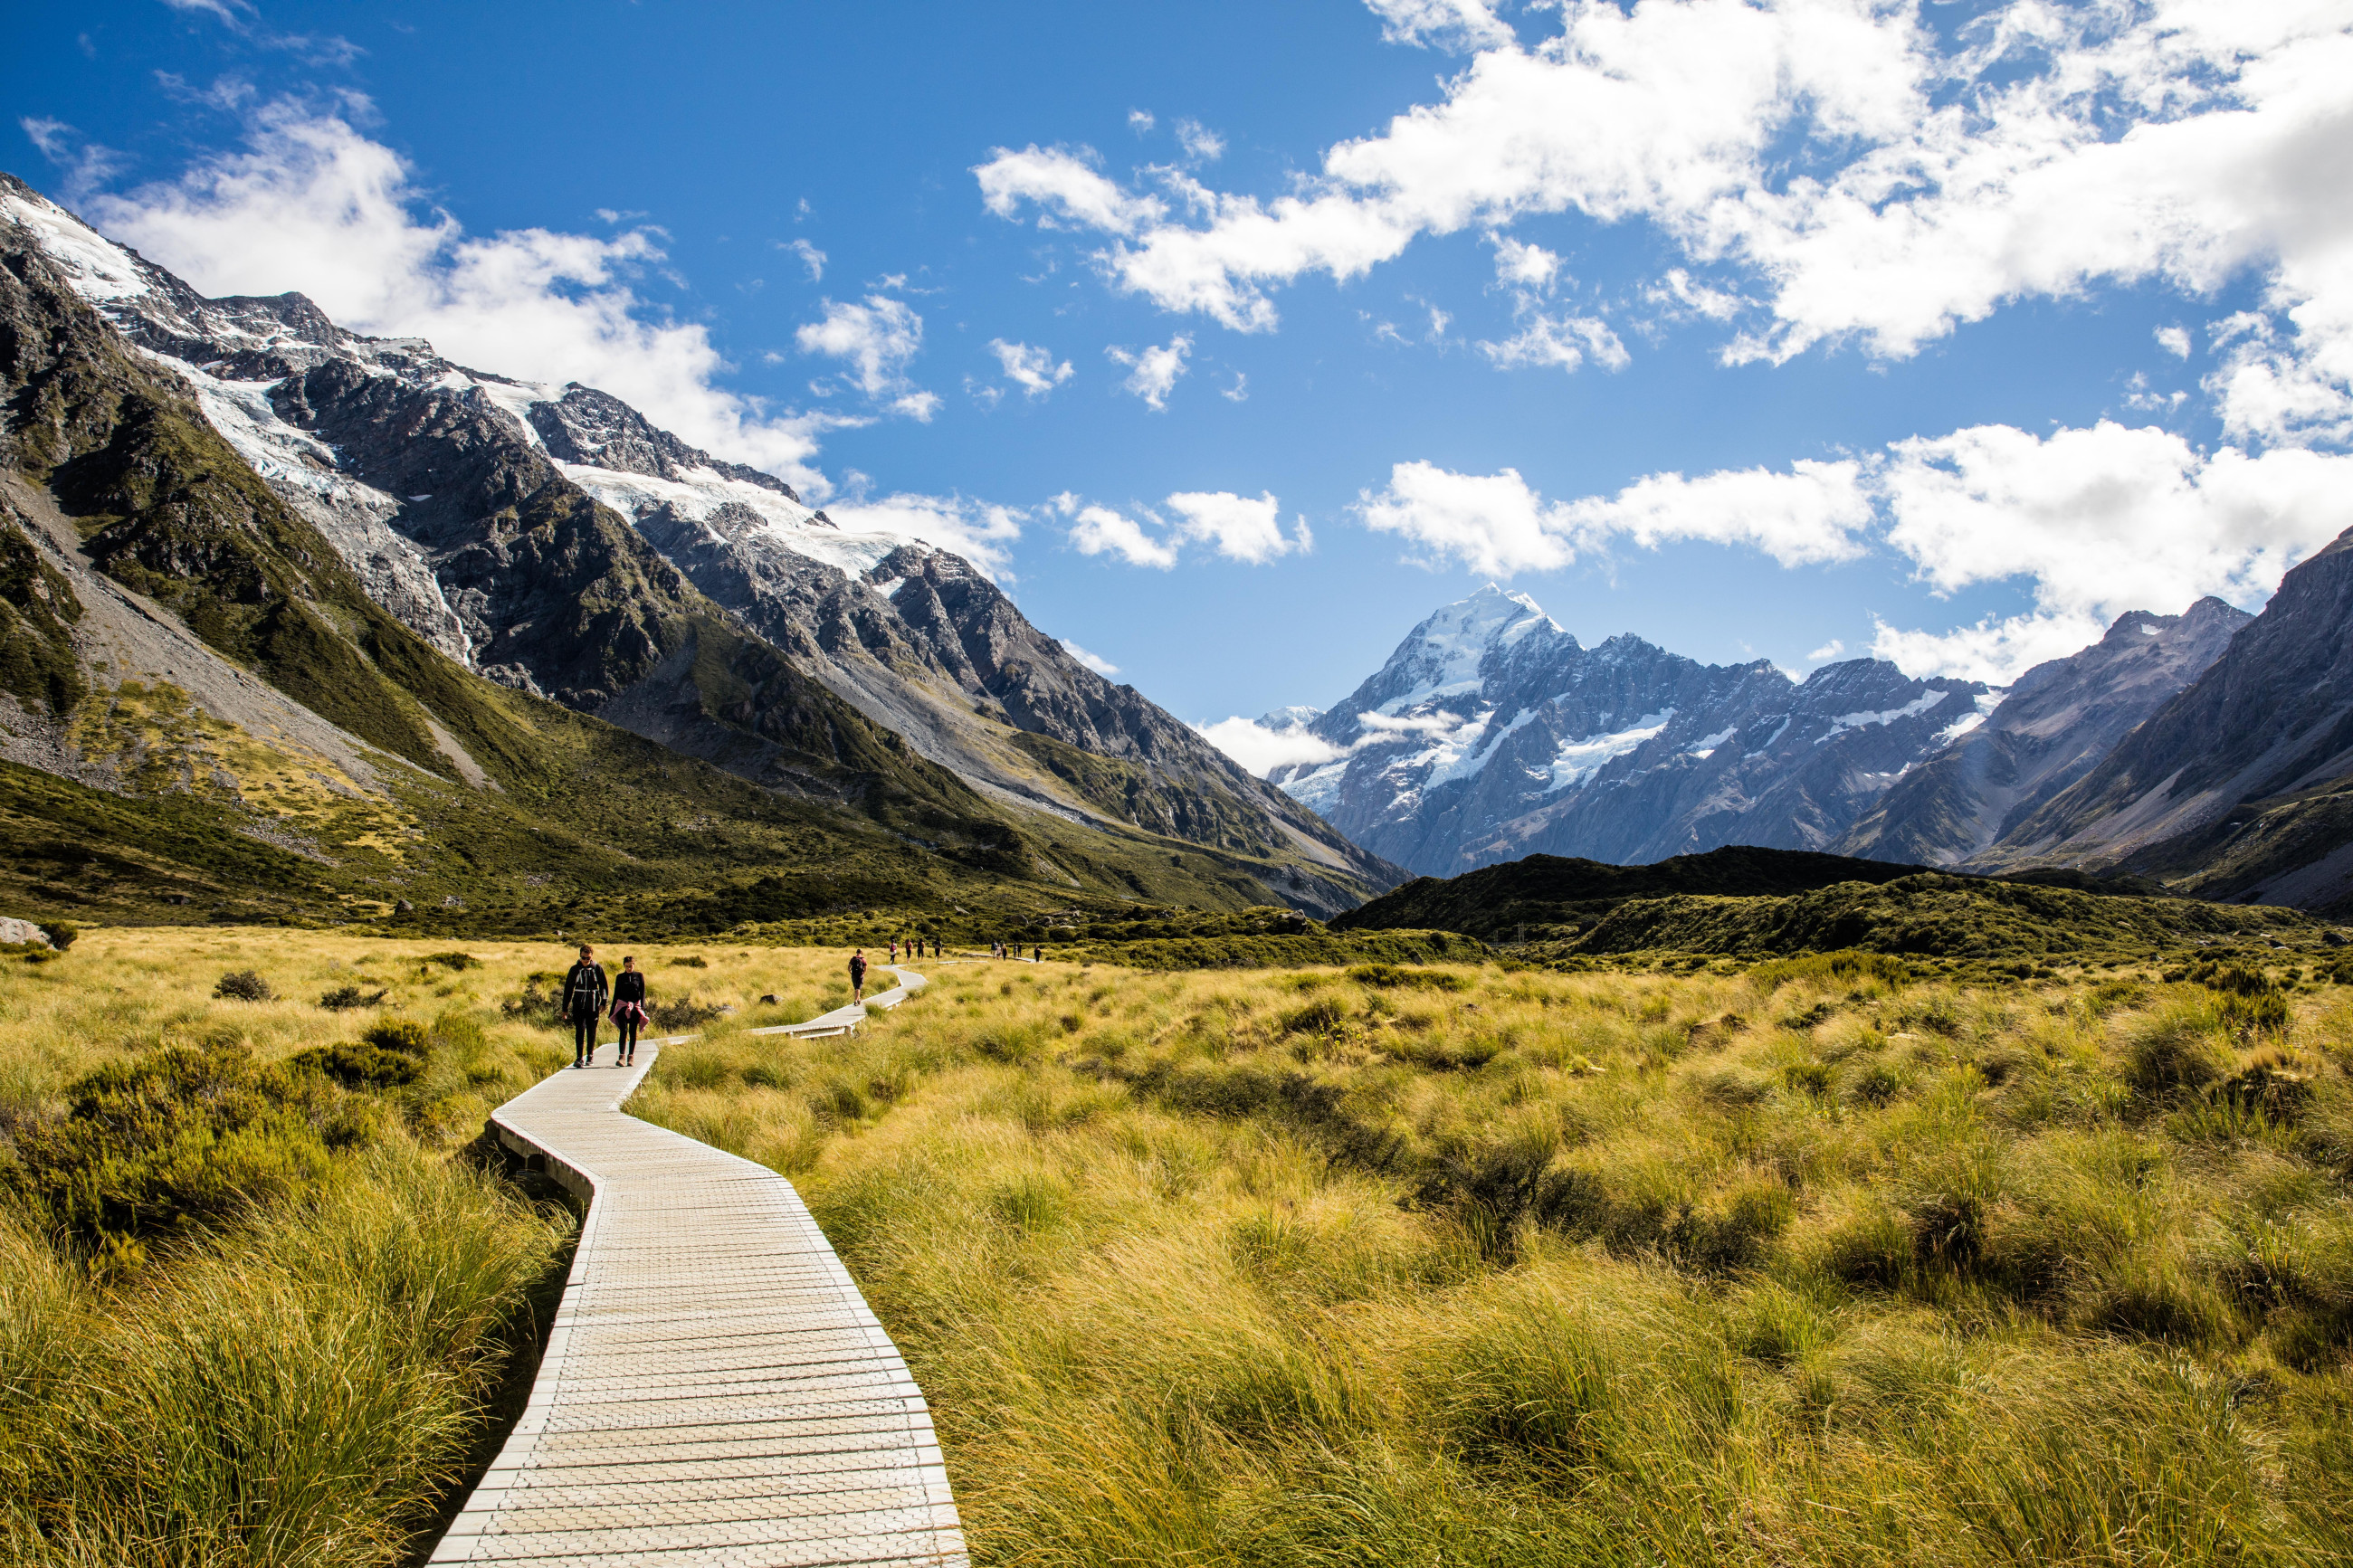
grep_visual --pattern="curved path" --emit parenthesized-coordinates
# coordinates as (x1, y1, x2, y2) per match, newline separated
(431, 968, 967, 1567)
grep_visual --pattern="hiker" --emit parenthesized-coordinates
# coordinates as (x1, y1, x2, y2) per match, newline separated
(849, 947, 868, 1003)
(888, 937, 898, 962)
(611, 955, 648, 1068)
(562, 944, 609, 1068)
(1034, 945, 1043, 963)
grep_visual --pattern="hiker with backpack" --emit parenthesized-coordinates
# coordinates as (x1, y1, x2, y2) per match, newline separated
(849, 947, 868, 1003)
(563, 944, 609, 1068)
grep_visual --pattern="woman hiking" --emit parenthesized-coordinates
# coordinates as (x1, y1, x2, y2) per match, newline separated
(610, 955, 649, 1067)
(563, 944, 609, 1068)
(849, 947, 868, 1003)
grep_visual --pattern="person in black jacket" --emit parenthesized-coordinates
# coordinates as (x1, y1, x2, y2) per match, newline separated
(610, 955, 648, 1067)
(849, 947, 868, 1003)
(562, 945, 609, 1068)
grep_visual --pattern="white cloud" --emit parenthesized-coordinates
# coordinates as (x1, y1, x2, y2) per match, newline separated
(1129, 109, 1156, 134)
(1222, 372, 1249, 402)
(85, 98, 836, 494)
(1357, 456, 1873, 576)
(1066, 503, 1177, 569)
(1106, 333, 1193, 409)
(159, 0, 253, 25)
(795, 294, 937, 419)
(1197, 715, 1344, 775)
(1870, 421, 2353, 680)
(2156, 325, 2192, 358)
(1175, 119, 1226, 164)
(782, 237, 825, 280)
(824, 492, 1024, 578)
(1807, 639, 1845, 661)
(1165, 489, 1305, 564)
(19, 116, 126, 201)
(973, 0, 2353, 441)
(988, 337, 1074, 396)
(975, 144, 1167, 236)
(1478, 311, 1628, 373)
(1365, 415, 2353, 682)
(1491, 235, 1560, 292)
(1362, 0, 1513, 52)
(1060, 639, 1120, 677)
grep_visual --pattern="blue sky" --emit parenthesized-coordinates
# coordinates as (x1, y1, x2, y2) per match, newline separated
(11, 1, 2353, 766)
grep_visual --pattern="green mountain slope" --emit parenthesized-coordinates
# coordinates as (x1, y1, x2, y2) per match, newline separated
(0, 204, 1369, 932)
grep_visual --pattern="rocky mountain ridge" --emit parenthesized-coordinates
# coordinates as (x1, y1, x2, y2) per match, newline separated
(0, 172, 1393, 915)
(1835, 597, 2251, 867)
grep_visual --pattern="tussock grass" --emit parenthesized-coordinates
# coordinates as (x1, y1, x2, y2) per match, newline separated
(626, 951, 2353, 1563)
(0, 927, 864, 1564)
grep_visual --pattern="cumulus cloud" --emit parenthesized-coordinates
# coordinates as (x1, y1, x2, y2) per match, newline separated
(2156, 325, 2192, 359)
(1362, 0, 1513, 52)
(1870, 422, 2353, 679)
(1358, 456, 1872, 576)
(824, 492, 1025, 577)
(1106, 333, 1193, 409)
(795, 294, 938, 420)
(1362, 416, 2353, 682)
(974, 0, 2353, 440)
(975, 144, 1167, 236)
(1491, 235, 1561, 292)
(1060, 640, 1120, 677)
(1164, 489, 1307, 564)
(1061, 497, 1178, 569)
(1196, 716, 1343, 774)
(84, 98, 839, 494)
(988, 337, 1075, 396)
(1128, 109, 1156, 134)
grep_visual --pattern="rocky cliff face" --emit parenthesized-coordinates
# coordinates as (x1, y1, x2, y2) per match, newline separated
(1837, 598, 2251, 867)
(2, 172, 1393, 912)
(1987, 528, 2353, 908)
(1269, 585, 1991, 877)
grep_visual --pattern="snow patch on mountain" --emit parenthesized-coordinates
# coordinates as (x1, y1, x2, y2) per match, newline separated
(1548, 710, 1673, 791)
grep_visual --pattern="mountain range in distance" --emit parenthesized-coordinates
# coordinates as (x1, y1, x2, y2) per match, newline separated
(1250, 545, 2353, 915)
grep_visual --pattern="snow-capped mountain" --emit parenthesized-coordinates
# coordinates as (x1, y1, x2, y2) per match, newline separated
(0, 173, 1395, 913)
(1267, 585, 1996, 877)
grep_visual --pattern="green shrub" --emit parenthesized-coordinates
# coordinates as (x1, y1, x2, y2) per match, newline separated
(2, 1045, 369, 1250)
(213, 969, 273, 1002)
(1346, 963, 1467, 991)
(1750, 950, 1910, 991)
(318, 983, 386, 1012)
(1279, 998, 1348, 1036)
(424, 951, 481, 971)
(359, 1018, 432, 1058)
(46, 919, 77, 951)
(291, 1041, 423, 1089)
(670, 955, 710, 968)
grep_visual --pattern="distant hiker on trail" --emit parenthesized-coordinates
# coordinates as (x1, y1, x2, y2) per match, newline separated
(563, 945, 609, 1069)
(1034, 946, 1043, 963)
(611, 955, 648, 1068)
(888, 938, 898, 962)
(849, 947, 868, 1003)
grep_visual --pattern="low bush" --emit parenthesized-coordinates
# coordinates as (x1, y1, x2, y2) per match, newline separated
(424, 951, 481, 972)
(213, 969, 273, 1001)
(318, 983, 387, 1012)
(1346, 963, 1467, 991)
(291, 1041, 423, 1089)
(360, 1018, 432, 1058)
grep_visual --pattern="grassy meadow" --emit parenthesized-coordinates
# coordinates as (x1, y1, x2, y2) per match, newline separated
(4, 927, 2352, 1563)
(0, 928, 864, 1565)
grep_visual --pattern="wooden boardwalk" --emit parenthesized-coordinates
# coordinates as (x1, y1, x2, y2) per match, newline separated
(431, 969, 967, 1567)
